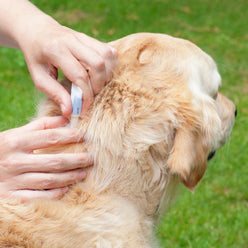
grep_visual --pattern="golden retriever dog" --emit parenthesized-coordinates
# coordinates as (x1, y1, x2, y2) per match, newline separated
(0, 33, 235, 247)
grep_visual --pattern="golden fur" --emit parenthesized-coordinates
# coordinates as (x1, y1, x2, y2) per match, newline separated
(0, 33, 235, 247)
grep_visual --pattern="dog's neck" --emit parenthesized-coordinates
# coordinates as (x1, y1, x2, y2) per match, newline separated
(61, 133, 175, 222)
(57, 79, 178, 220)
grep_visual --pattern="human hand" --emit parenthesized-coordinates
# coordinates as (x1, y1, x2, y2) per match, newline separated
(0, 116, 92, 202)
(16, 14, 118, 117)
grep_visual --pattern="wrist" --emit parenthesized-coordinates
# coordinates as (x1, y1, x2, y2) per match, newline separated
(14, 12, 58, 51)
(0, 0, 58, 50)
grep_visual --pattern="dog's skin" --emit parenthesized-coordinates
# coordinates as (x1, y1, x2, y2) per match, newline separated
(0, 33, 235, 248)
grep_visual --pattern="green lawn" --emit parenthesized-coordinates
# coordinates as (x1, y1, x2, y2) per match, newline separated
(0, 0, 247, 247)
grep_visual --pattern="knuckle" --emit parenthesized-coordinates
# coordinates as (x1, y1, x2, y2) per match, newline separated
(103, 47, 114, 58)
(75, 71, 89, 84)
(49, 157, 64, 170)
(40, 176, 54, 189)
(93, 57, 105, 72)
(102, 45, 118, 60)
(47, 132, 60, 145)
(65, 171, 82, 184)
(68, 171, 78, 181)
(0, 158, 17, 172)
(37, 117, 51, 130)
(6, 139, 23, 156)
(51, 189, 65, 199)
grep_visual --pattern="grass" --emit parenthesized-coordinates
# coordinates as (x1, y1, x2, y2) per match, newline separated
(0, 0, 247, 247)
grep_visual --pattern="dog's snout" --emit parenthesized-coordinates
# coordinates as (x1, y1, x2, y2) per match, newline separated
(235, 108, 238, 117)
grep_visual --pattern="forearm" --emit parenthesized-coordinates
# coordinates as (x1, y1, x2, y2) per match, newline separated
(0, 0, 54, 49)
(0, 0, 118, 117)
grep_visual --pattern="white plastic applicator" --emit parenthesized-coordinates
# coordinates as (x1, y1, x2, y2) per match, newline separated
(70, 83, 83, 128)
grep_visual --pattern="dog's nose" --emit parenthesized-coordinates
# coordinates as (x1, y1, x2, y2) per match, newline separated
(235, 108, 238, 117)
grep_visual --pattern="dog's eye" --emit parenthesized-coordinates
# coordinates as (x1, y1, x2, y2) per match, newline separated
(213, 92, 218, 100)
(207, 151, 216, 161)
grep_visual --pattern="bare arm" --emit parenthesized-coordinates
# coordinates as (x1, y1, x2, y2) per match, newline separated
(0, 1, 118, 201)
(0, 0, 118, 116)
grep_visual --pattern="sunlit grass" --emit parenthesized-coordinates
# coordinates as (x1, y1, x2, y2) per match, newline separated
(0, 0, 247, 246)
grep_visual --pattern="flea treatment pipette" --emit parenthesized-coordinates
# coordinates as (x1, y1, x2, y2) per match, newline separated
(70, 84, 82, 127)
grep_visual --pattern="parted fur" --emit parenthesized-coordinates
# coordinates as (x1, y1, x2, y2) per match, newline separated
(0, 33, 235, 248)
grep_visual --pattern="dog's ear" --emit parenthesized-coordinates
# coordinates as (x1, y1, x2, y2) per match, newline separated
(167, 124, 210, 191)
(137, 41, 156, 65)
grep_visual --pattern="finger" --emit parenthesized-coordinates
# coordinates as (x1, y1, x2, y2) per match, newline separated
(44, 48, 94, 115)
(9, 187, 68, 202)
(85, 43, 118, 85)
(16, 128, 84, 152)
(21, 116, 69, 132)
(13, 153, 93, 174)
(30, 65, 72, 117)
(76, 34, 118, 85)
(12, 118, 71, 151)
(69, 39, 107, 94)
(104, 45, 118, 82)
(74, 79, 94, 117)
(12, 169, 86, 190)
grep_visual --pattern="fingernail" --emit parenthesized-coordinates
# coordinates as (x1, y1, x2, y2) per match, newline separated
(88, 155, 94, 165)
(60, 104, 72, 118)
(56, 187, 68, 198)
(61, 187, 69, 193)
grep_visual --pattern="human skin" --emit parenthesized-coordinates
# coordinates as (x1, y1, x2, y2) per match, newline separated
(0, 0, 118, 201)
(0, 0, 118, 116)
(0, 117, 94, 201)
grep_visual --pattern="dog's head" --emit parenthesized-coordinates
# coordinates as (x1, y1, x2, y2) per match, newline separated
(105, 33, 235, 189)
(38, 33, 235, 214)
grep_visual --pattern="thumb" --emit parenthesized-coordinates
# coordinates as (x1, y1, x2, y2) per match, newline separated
(74, 79, 94, 116)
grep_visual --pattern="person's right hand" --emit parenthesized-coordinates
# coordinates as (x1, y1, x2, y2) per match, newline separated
(17, 15, 118, 117)
(0, 0, 118, 117)
(0, 116, 92, 202)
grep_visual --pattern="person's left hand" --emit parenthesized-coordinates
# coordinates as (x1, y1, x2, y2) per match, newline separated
(0, 116, 93, 201)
